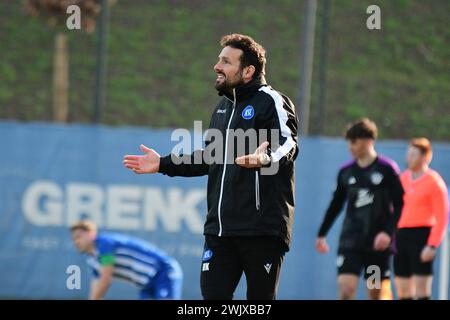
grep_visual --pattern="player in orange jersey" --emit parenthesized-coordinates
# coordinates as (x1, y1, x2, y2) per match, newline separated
(394, 138, 449, 300)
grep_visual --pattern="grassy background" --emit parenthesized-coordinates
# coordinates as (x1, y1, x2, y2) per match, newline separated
(0, 0, 449, 140)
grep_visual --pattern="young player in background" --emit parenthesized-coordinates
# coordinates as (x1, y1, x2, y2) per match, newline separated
(316, 118, 403, 300)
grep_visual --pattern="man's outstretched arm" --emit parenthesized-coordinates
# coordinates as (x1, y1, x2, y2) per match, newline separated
(315, 171, 347, 253)
(123, 144, 208, 177)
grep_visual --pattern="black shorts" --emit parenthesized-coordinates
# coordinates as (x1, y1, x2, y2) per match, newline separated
(394, 227, 433, 277)
(337, 249, 391, 280)
(200, 235, 286, 300)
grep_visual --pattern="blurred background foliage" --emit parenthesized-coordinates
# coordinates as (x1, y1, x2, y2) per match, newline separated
(0, 0, 449, 140)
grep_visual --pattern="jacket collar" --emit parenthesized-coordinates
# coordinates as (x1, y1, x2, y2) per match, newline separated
(218, 75, 267, 102)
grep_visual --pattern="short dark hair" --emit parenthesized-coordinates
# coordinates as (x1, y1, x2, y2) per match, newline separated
(345, 118, 378, 140)
(70, 220, 97, 233)
(220, 33, 266, 79)
(410, 137, 432, 160)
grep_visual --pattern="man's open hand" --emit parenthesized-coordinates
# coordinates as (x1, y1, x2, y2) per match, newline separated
(123, 144, 160, 174)
(235, 141, 270, 168)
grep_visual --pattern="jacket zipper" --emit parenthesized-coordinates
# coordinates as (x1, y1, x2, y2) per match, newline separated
(217, 89, 236, 236)
(255, 171, 260, 211)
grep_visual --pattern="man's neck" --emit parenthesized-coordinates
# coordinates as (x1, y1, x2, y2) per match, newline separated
(357, 149, 377, 168)
(411, 165, 428, 179)
(87, 234, 97, 255)
(221, 77, 260, 99)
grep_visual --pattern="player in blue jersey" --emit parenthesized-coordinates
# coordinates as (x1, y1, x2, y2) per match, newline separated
(70, 220, 183, 300)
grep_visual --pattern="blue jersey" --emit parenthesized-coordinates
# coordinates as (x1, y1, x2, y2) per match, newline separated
(86, 233, 178, 288)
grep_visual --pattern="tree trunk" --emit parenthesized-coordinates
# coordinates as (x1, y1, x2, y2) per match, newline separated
(52, 32, 69, 122)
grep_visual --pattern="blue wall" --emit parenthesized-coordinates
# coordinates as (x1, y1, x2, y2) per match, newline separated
(0, 121, 449, 299)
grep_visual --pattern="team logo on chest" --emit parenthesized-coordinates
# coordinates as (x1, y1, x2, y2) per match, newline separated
(355, 189, 374, 208)
(242, 105, 255, 120)
(370, 172, 383, 185)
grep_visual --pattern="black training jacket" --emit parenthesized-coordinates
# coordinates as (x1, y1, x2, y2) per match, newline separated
(159, 77, 299, 250)
(317, 156, 404, 251)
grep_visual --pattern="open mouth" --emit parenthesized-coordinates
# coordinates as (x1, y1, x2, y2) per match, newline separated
(216, 73, 225, 81)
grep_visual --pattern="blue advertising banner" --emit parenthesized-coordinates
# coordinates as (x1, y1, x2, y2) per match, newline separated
(0, 121, 449, 299)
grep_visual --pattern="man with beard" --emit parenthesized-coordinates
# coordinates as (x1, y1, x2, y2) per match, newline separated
(123, 34, 298, 300)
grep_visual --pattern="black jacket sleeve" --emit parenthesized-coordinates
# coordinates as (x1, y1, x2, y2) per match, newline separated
(317, 170, 347, 237)
(262, 93, 299, 166)
(158, 109, 215, 177)
(158, 149, 209, 177)
(382, 166, 404, 235)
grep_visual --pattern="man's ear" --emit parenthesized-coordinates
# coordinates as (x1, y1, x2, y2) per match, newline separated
(366, 138, 375, 147)
(244, 65, 256, 80)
